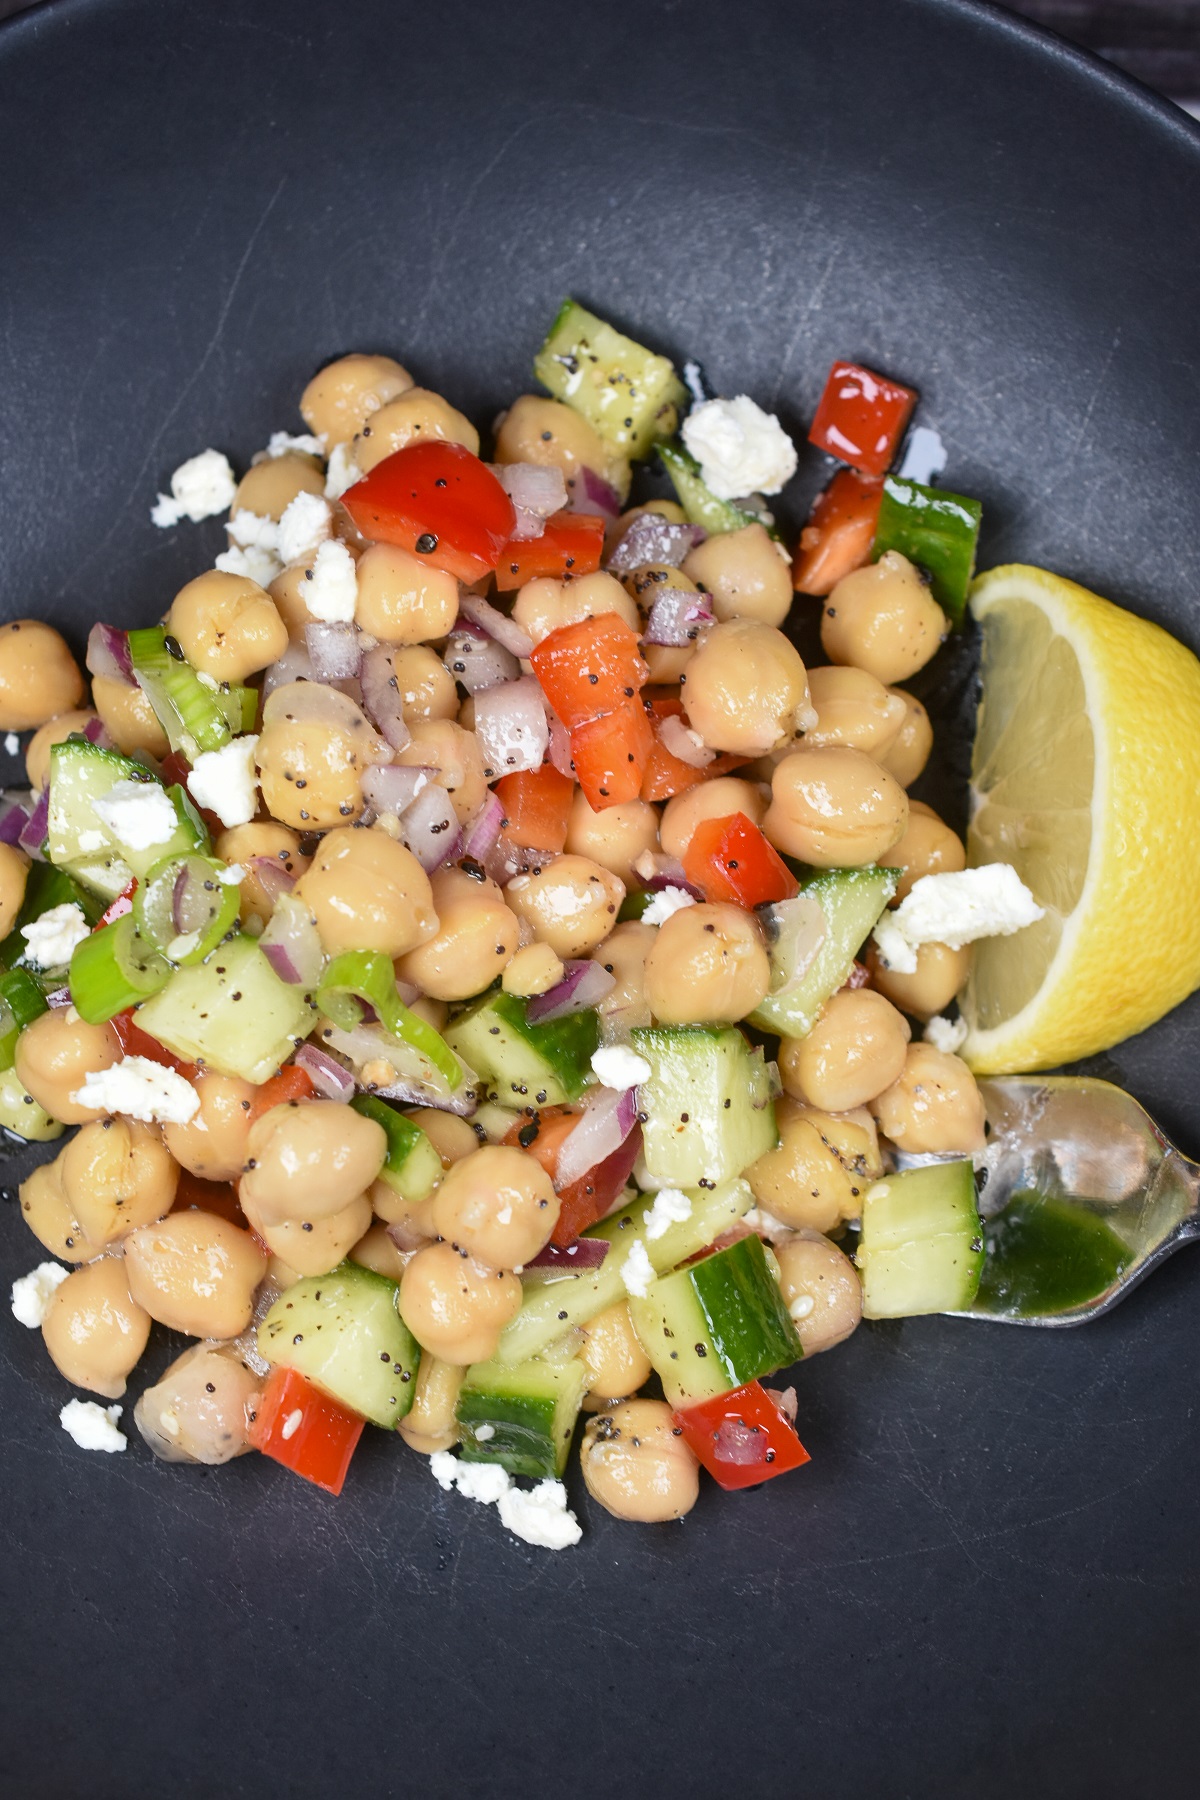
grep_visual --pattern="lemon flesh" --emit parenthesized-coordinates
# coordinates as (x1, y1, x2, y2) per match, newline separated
(962, 564, 1200, 1073)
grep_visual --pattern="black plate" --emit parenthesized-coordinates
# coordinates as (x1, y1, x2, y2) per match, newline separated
(2, 3, 1199, 1795)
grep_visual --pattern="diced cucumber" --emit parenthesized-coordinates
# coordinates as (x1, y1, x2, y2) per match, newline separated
(857, 1160, 984, 1317)
(749, 866, 898, 1039)
(631, 1025, 776, 1187)
(257, 1262, 420, 1428)
(456, 1352, 586, 1478)
(658, 442, 759, 534)
(446, 987, 598, 1105)
(534, 298, 687, 460)
(0, 860, 104, 976)
(0, 968, 49, 1069)
(628, 1233, 802, 1408)
(0, 1066, 64, 1140)
(351, 1094, 442, 1204)
(494, 1177, 753, 1366)
(471, 1099, 524, 1143)
(46, 739, 205, 899)
(127, 626, 233, 759)
(134, 932, 317, 1083)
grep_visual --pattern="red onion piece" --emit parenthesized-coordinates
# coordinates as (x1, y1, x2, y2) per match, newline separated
(473, 677, 548, 780)
(401, 780, 462, 872)
(247, 854, 297, 906)
(712, 1419, 769, 1466)
(481, 832, 545, 889)
(82, 717, 111, 747)
(462, 791, 505, 863)
(86, 623, 134, 686)
(259, 892, 324, 987)
(643, 588, 714, 646)
(372, 1077, 478, 1117)
(524, 1237, 610, 1271)
(261, 639, 316, 696)
(359, 644, 412, 752)
(0, 798, 30, 845)
(633, 849, 690, 888)
(645, 872, 704, 902)
(764, 1385, 798, 1426)
(658, 713, 714, 768)
(457, 591, 534, 660)
(19, 785, 49, 858)
(171, 863, 193, 935)
(526, 959, 616, 1024)
(44, 986, 72, 1008)
(842, 960, 871, 991)
(574, 467, 622, 519)
(305, 621, 361, 682)
(607, 514, 705, 576)
(546, 711, 574, 779)
(386, 1218, 431, 1255)
(497, 462, 568, 519)
(555, 1084, 639, 1191)
(443, 627, 520, 696)
(361, 763, 433, 817)
(294, 1043, 356, 1102)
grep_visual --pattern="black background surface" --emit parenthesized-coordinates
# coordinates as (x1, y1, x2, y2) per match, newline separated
(1, 3, 1198, 1796)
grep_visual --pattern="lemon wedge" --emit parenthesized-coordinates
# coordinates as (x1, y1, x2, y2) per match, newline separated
(961, 564, 1200, 1072)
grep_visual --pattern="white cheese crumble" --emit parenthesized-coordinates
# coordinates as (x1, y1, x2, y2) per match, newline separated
(743, 1205, 793, 1241)
(264, 430, 324, 460)
(681, 395, 798, 500)
(10, 1260, 69, 1328)
(641, 885, 698, 927)
(301, 537, 358, 623)
(897, 425, 948, 486)
(590, 1044, 652, 1091)
(151, 449, 237, 527)
(277, 492, 333, 567)
(682, 359, 708, 408)
(215, 543, 282, 587)
(186, 734, 260, 829)
(71, 1054, 200, 1125)
(872, 864, 1045, 975)
(324, 441, 361, 501)
(4, 732, 19, 755)
(60, 1399, 126, 1453)
(227, 508, 282, 552)
(643, 1187, 693, 1241)
(924, 1013, 968, 1055)
(496, 1480, 583, 1550)
(430, 1450, 512, 1505)
(619, 1237, 655, 1299)
(20, 902, 89, 970)
(93, 778, 179, 852)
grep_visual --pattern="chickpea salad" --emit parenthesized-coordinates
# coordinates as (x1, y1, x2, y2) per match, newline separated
(2, 301, 1045, 1546)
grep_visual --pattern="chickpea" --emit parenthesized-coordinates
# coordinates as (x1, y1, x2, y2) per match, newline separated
(773, 1231, 863, 1355)
(765, 746, 908, 867)
(397, 1353, 464, 1455)
(778, 1096, 884, 1180)
(396, 864, 519, 1001)
(408, 1107, 479, 1167)
(354, 543, 459, 644)
(803, 665, 908, 758)
(682, 523, 792, 628)
(872, 1043, 986, 1153)
(0, 621, 84, 731)
(26, 710, 101, 791)
(505, 855, 624, 959)
(512, 570, 639, 647)
(167, 570, 289, 685)
(60, 1117, 178, 1248)
(293, 824, 436, 958)
(398, 1240, 521, 1366)
(232, 452, 324, 522)
(19, 1151, 103, 1263)
(866, 940, 970, 1020)
(596, 920, 655, 1033)
(644, 902, 769, 1024)
(822, 551, 947, 685)
(884, 800, 966, 902)
(502, 942, 565, 997)
(565, 789, 659, 889)
(660, 776, 767, 861)
(266, 563, 316, 641)
(618, 500, 689, 529)
(367, 1175, 438, 1234)
(91, 673, 169, 759)
(388, 645, 458, 724)
(779, 989, 911, 1112)
(0, 842, 28, 938)
(301, 352, 414, 446)
(240, 1098, 386, 1225)
(134, 1343, 261, 1464)
(354, 389, 479, 474)
(622, 566, 699, 684)
(41, 1258, 151, 1399)
(680, 619, 809, 756)
(394, 719, 487, 825)
(579, 1301, 652, 1409)
(162, 1070, 256, 1182)
(878, 688, 932, 788)
(494, 394, 629, 506)
(14, 1009, 121, 1125)
(580, 1398, 699, 1522)
(252, 1194, 373, 1277)
(748, 1103, 879, 1231)
(216, 822, 309, 927)
(256, 681, 378, 829)
(431, 1145, 559, 1269)
(123, 1210, 267, 1338)
(351, 1218, 412, 1282)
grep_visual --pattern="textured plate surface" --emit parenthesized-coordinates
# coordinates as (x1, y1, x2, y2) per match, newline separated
(1, 2, 1198, 1795)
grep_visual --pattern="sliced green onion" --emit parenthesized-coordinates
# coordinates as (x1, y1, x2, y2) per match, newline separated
(223, 685, 259, 735)
(871, 475, 982, 624)
(0, 967, 50, 1070)
(69, 914, 171, 1023)
(166, 783, 212, 855)
(318, 950, 461, 1090)
(134, 853, 240, 964)
(127, 626, 232, 760)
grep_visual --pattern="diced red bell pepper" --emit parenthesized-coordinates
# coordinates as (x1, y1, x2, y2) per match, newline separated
(673, 1380, 811, 1491)
(502, 1107, 642, 1244)
(341, 440, 516, 584)
(529, 613, 648, 731)
(171, 1168, 246, 1229)
(682, 812, 799, 909)
(110, 1009, 197, 1079)
(97, 879, 138, 928)
(246, 1062, 316, 1127)
(570, 696, 654, 811)
(493, 511, 606, 592)
(248, 1365, 364, 1497)
(495, 763, 575, 852)
(791, 468, 884, 597)
(808, 359, 917, 478)
(639, 696, 748, 804)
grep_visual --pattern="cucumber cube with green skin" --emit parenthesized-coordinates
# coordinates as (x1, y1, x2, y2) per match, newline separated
(134, 932, 316, 1084)
(456, 1353, 586, 1478)
(0, 860, 103, 974)
(871, 475, 982, 624)
(446, 987, 598, 1105)
(47, 739, 206, 900)
(629, 1232, 803, 1408)
(857, 1160, 984, 1317)
(258, 1263, 420, 1428)
(631, 1025, 776, 1187)
(0, 1066, 63, 1141)
(351, 1094, 442, 1204)
(749, 866, 898, 1040)
(534, 299, 688, 460)
(127, 625, 234, 758)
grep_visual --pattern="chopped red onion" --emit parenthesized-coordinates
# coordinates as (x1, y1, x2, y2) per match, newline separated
(632, 849, 690, 888)
(764, 1385, 798, 1425)
(82, 717, 112, 747)
(462, 791, 505, 862)
(247, 854, 297, 906)
(261, 639, 316, 695)
(443, 627, 520, 695)
(394, 977, 420, 1006)
(294, 1043, 356, 1102)
(401, 780, 462, 872)
(496, 462, 568, 519)
(371, 1075, 478, 1117)
(305, 621, 361, 682)
(85, 623, 134, 686)
(386, 1219, 430, 1255)
(0, 797, 30, 846)
(760, 893, 828, 997)
(259, 892, 325, 987)
(842, 960, 870, 991)
(573, 467, 622, 519)
(643, 587, 714, 646)
(358, 644, 412, 752)
(361, 763, 432, 817)
(44, 986, 72, 1008)
(481, 832, 545, 889)
(473, 677, 548, 780)
(712, 1419, 769, 1466)
(658, 713, 714, 768)
(554, 1084, 639, 1191)
(526, 959, 616, 1024)
(644, 871, 704, 902)
(19, 785, 49, 858)
(546, 711, 574, 779)
(458, 591, 534, 660)
(524, 1237, 610, 1271)
(607, 514, 705, 576)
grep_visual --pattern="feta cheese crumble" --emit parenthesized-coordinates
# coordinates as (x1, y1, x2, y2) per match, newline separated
(619, 1238, 655, 1299)
(186, 734, 260, 829)
(71, 1055, 200, 1125)
(93, 778, 179, 853)
(641, 885, 698, 926)
(301, 538, 358, 624)
(872, 864, 1045, 975)
(20, 902, 89, 970)
(897, 425, 948, 486)
(227, 508, 283, 553)
(60, 1399, 126, 1453)
(277, 492, 333, 567)
(263, 430, 324, 460)
(643, 1187, 693, 1241)
(215, 543, 282, 587)
(924, 1013, 968, 1055)
(429, 1452, 582, 1549)
(324, 441, 360, 501)
(681, 395, 798, 501)
(4, 732, 19, 755)
(590, 1044, 652, 1091)
(430, 1450, 512, 1505)
(151, 449, 237, 527)
(10, 1260, 69, 1328)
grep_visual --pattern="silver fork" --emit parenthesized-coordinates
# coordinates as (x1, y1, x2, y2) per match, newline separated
(956, 1076, 1200, 1324)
